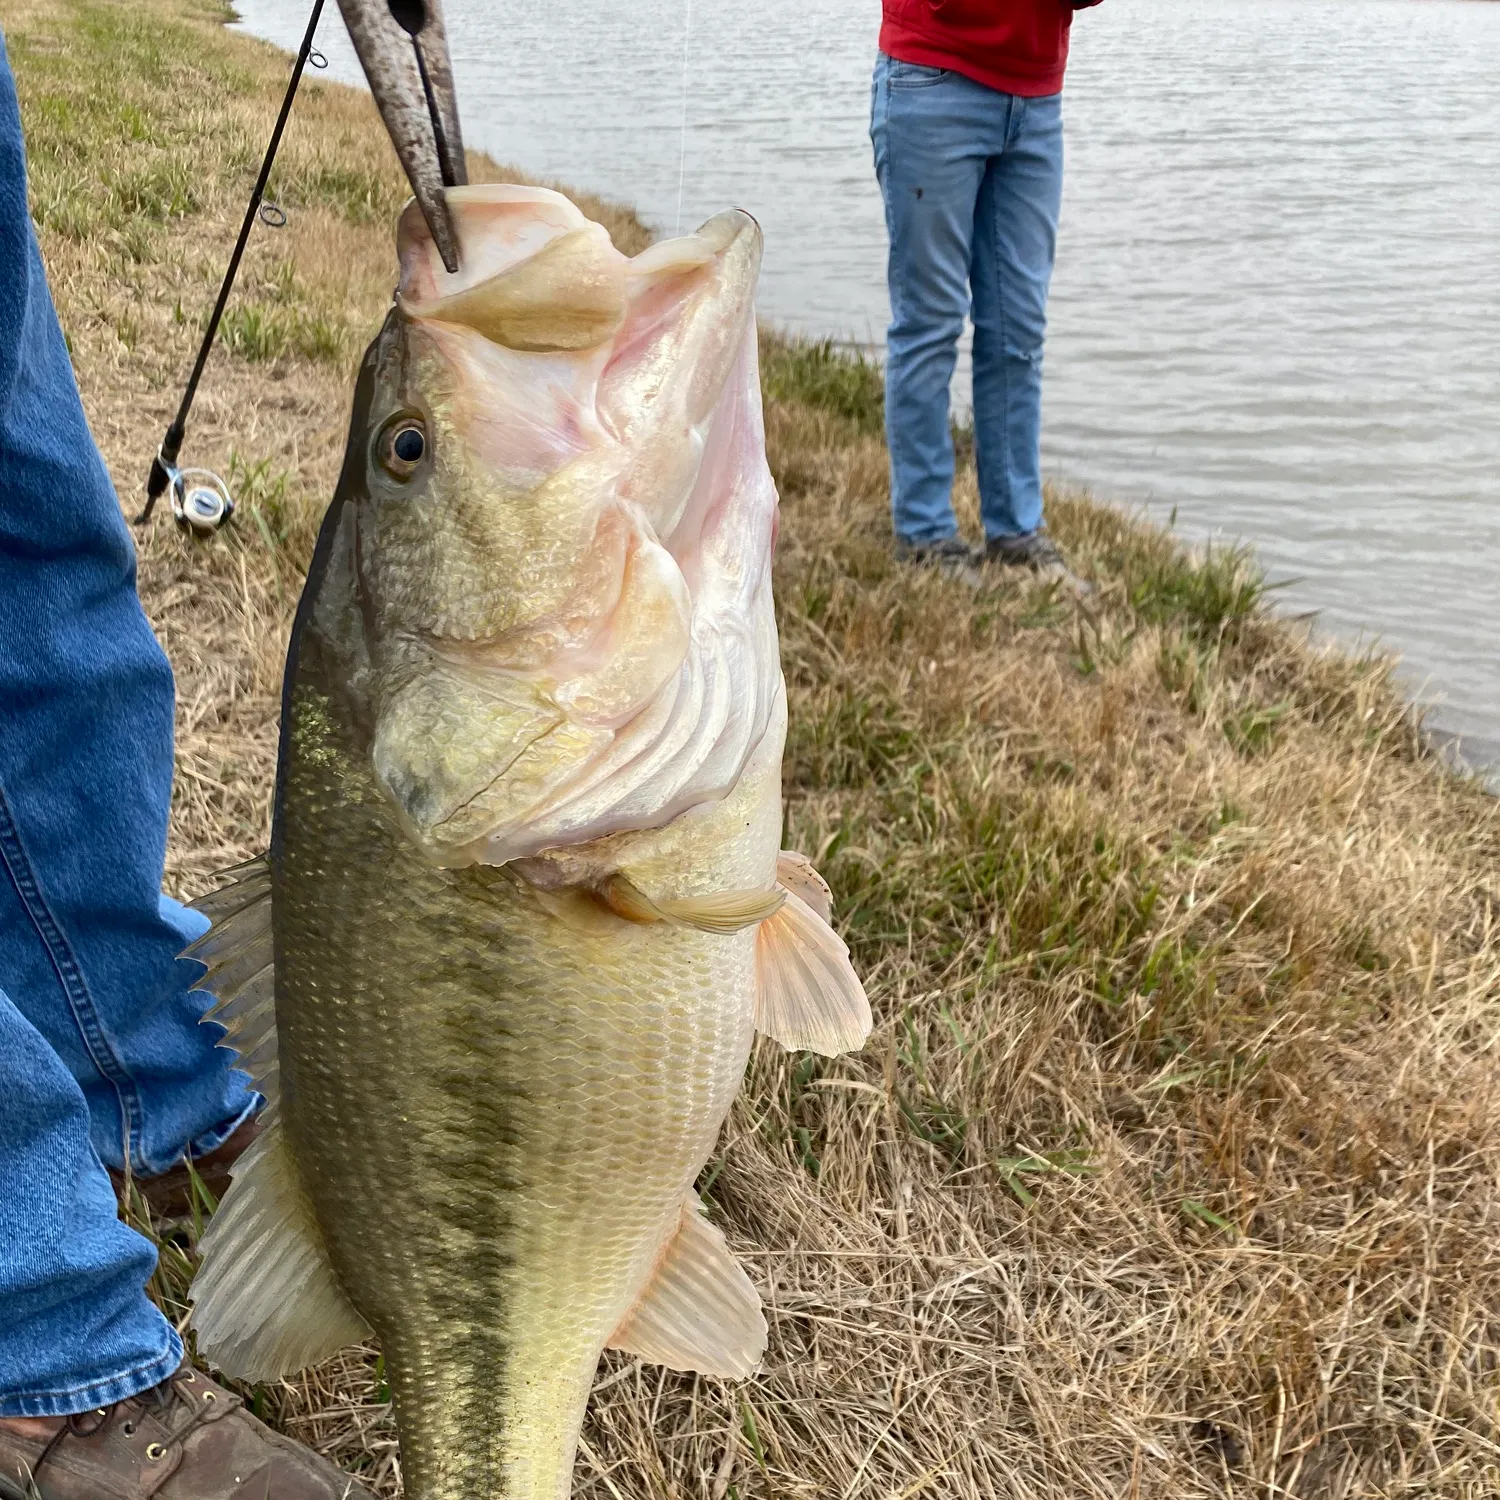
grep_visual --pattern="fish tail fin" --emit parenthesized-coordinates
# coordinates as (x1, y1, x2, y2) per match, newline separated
(189, 1122, 370, 1382)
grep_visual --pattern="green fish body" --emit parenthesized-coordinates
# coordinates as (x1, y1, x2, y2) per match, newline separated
(187, 186, 869, 1500)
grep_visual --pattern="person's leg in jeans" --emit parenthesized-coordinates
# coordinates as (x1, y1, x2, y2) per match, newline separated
(969, 92, 1064, 544)
(0, 28, 253, 1418)
(0, 32, 372, 1498)
(0, 996, 184, 1417)
(871, 54, 1004, 547)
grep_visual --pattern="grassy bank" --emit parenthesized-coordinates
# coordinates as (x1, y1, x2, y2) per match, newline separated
(10, 1, 1500, 1495)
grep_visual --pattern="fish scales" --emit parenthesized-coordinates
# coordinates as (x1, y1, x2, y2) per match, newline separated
(187, 185, 870, 1500)
(278, 672, 778, 1495)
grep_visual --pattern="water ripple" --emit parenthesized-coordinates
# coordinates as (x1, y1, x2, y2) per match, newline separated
(235, 0, 1500, 767)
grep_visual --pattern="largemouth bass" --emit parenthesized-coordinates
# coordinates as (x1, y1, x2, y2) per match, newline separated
(184, 185, 870, 1500)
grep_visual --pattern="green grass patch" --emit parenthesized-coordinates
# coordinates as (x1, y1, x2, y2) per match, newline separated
(1128, 540, 1266, 644)
(294, 160, 399, 224)
(216, 303, 349, 365)
(111, 160, 199, 221)
(761, 334, 886, 436)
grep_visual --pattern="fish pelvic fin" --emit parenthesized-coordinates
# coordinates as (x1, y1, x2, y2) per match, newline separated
(603, 874, 785, 934)
(189, 1122, 371, 1382)
(607, 1194, 766, 1378)
(184, 856, 279, 1112)
(754, 854, 872, 1057)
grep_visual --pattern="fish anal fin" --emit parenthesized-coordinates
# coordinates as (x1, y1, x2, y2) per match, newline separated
(189, 1123, 370, 1383)
(755, 890, 872, 1057)
(607, 1196, 765, 1378)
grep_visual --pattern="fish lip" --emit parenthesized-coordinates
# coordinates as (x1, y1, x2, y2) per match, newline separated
(397, 221, 627, 352)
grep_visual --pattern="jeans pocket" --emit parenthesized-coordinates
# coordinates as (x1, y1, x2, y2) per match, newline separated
(888, 59, 950, 89)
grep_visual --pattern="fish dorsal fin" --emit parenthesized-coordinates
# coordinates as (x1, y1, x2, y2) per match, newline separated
(774, 849, 833, 924)
(755, 873, 872, 1057)
(188, 855, 272, 921)
(184, 857, 278, 1111)
(189, 1122, 371, 1383)
(607, 1195, 766, 1378)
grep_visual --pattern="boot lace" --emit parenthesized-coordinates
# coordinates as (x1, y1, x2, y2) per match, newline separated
(29, 1369, 242, 1489)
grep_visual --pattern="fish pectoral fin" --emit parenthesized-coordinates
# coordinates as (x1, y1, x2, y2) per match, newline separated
(604, 874, 786, 935)
(189, 1122, 371, 1383)
(184, 856, 279, 1110)
(607, 1195, 766, 1378)
(775, 849, 834, 924)
(755, 888, 873, 1058)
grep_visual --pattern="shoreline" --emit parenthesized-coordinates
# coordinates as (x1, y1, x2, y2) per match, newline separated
(11, 1, 1500, 1495)
(227, 0, 1500, 782)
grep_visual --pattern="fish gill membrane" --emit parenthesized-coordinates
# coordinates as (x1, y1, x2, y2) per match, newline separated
(182, 184, 872, 1500)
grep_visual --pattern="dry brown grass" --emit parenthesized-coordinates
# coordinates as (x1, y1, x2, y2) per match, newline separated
(12, 0, 1500, 1495)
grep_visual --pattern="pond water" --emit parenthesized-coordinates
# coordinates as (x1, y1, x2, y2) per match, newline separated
(235, 0, 1500, 770)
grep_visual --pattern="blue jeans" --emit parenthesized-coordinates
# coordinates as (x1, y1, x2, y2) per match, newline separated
(0, 32, 255, 1418)
(871, 52, 1064, 545)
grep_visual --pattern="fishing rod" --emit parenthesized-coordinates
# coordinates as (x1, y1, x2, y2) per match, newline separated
(137, 0, 327, 534)
(138, 0, 466, 535)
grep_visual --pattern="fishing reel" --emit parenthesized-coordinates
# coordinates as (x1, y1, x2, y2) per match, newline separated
(163, 459, 236, 535)
(139, 435, 235, 535)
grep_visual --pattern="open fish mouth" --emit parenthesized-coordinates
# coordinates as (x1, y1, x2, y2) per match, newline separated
(357, 185, 782, 866)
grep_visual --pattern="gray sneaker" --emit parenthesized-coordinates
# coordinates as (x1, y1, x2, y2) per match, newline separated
(894, 534, 983, 587)
(983, 530, 1092, 593)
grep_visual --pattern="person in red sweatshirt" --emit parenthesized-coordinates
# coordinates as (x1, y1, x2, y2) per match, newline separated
(873, 0, 1102, 580)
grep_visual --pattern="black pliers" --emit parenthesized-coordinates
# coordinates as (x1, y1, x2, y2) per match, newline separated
(336, 0, 467, 271)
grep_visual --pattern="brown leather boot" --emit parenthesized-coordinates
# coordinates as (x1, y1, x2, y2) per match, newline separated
(0, 1360, 374, 1499)
(109, 1114, 263, 1221)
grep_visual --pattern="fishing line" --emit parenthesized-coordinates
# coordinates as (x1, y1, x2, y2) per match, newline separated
(138, 0, 327, 530)
(674, 0, 692, 235)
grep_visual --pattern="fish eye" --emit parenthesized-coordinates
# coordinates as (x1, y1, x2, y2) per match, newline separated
(377, 416, 428, 479)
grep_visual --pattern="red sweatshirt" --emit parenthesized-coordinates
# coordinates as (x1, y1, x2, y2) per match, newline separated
(880, 0, 1101, 99)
